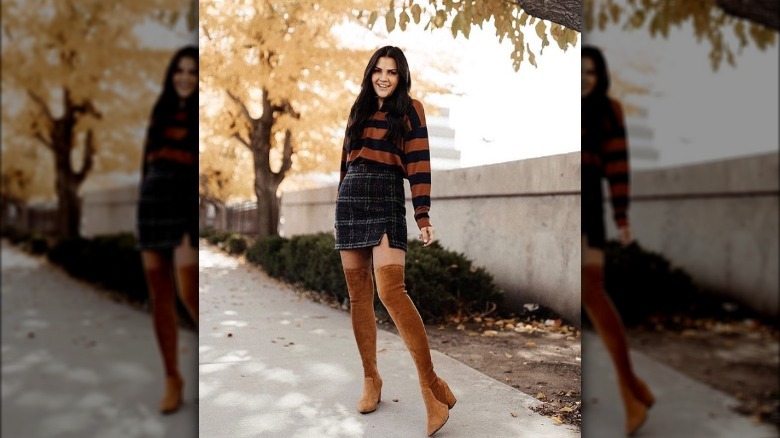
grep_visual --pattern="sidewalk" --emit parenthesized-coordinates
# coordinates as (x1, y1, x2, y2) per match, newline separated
(582, 331, 777, 437)
(198, 243, 580, 438)
(1, 241, 197, 438)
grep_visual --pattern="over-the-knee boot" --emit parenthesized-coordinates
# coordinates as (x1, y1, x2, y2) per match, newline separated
(375, 264, 455, 437)
(344, 267, 382, 413)
(583, 264, 652, 435)
(146, 266, 184, 414)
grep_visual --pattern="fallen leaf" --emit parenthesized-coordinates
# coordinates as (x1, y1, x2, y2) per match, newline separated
(524, 341, 537, 348)
(483, 330, 498, 337)
(504, 353, 513, 358)
(510, 412, 518, 417)
(377, 348, 387, 353)
(551, 416, 564, 425)
(456, 324, 466, 331)
(536, 392, 547, 400)
(559, 406, 574, 413)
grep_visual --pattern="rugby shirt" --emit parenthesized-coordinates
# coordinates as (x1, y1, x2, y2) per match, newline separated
(582, 98, 629, 227)
(339, 99, 432, 230)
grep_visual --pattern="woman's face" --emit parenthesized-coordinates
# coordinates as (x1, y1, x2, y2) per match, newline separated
(581, 56, 597, 98)
(173, 56, 197, 99)
(371, 56, 399, 104)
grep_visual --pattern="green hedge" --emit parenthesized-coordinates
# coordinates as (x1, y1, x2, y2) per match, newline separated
(39, 232, 194, 327)
(2, 227, 50, 254)
(245, 232, 503, 323)
(603, 240, 702, 325)
(47, 233, 149, 303)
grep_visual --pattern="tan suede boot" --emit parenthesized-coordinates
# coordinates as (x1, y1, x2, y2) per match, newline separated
(374, 264, 454, 437)
(583, 264, 652, 435)
(344, 267, 382, 413)
(145, 261, 184, 414)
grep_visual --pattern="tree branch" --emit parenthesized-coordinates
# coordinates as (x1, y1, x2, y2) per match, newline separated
(272, 129, 294, 185)
(74, 129, 95, 184)
(271, 99, 301, 119)
(715, 0, 779, 30)
(34, 133, 54, 150)
(232, 132, 251, 149)
(515, 0, 581, 31)
(226, 89, 256, 123)
(27, 91, 55, 123)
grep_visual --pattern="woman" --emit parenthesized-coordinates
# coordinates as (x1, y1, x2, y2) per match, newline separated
(335, 46, 456, 437)
(581, 45, 655, 435)
(137, 46, 199, 414)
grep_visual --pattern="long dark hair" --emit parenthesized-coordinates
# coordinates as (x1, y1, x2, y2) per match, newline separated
(582, 45, 620, 145)
(152, 45, 198, 123)
(345, 46, 413, 149)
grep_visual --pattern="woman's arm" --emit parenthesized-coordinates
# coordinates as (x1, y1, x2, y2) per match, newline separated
(404, 99, 432, 230)
(604, 99, 631, 242)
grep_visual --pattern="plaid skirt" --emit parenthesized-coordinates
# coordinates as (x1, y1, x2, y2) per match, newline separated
(136, 161, 198, 251)
(335, 164, 408, 251)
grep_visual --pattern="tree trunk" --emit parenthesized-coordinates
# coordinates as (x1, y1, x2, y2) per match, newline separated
(238, 88, 295, 240)
(33, 88, 96, 240)
(54, 154, 82, 239)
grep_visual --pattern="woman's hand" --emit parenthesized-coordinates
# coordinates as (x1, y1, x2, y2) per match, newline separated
(618, 225, 633, 246)
(419, 226, 435, 247)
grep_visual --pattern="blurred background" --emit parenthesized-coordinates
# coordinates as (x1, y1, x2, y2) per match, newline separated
(581, 1, 779, 437)
(1, 1, 198, 437)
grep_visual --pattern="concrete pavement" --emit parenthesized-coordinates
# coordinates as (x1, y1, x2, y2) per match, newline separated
(582, 331, 777, 438)
(1, 241, 197, 438)
(198, 243, 580, 438)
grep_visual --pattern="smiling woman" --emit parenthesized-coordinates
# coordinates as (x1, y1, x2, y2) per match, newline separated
(335, 45, 455, 437)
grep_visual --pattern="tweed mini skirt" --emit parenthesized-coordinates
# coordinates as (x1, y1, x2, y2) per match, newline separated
(335, 164, 408, 251)
(582, 165, 606, 249)
(137, 161, 198, 251)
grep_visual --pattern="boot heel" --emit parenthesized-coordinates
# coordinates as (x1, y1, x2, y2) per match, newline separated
(432, 377, 457, 409)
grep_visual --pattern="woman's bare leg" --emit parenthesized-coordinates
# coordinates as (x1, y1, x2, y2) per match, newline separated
(173, 234, 198, 325)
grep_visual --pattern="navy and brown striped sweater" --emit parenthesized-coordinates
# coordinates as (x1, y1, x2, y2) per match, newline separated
(339, 99, 432, 230)
(142, 107, 197, 178)
(582, 98, 630, 227)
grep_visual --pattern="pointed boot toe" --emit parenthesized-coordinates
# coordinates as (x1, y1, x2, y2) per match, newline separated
(422, 386, 450, 436)
(621, 385, 648, 436)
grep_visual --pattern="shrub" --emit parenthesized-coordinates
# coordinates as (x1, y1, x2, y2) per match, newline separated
(603, 240, 700, 325)
(246, 235, 287, 277)
(405, 240, 503, 322)
(199, 227, 217, 239)
(225, 234, 248, 255)
(207, 229, 233, 246)
(247, 232, 503, 323)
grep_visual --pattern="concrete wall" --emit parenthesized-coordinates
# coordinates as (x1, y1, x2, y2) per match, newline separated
(605, 152, 779, 317)
(81, 186, 139, 237)
(281, 152, 583, 324)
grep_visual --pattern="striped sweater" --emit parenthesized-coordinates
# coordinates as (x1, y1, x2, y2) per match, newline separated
(582, 98, 630, 227)
(142, 108, 196, 177)
(339, 99, 432, 229)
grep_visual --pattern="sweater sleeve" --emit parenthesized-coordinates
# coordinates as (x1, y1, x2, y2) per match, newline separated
(604, 99, 630, 227)
(404, 99, 432, 229)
